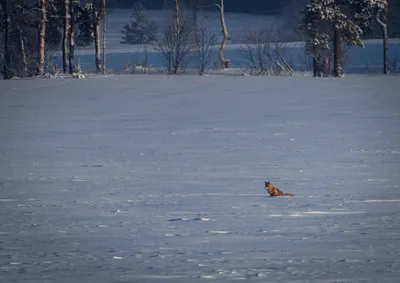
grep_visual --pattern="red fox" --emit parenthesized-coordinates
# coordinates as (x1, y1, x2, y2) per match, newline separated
(264, 181, 294, 197)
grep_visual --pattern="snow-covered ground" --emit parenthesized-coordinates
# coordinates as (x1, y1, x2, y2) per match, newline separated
(1, 75, 400, 282)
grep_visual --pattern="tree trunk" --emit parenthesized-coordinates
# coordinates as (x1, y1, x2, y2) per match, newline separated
(376, 14, 388, 75)
(38, 0, 47, 75)
(18, 29, 28, 76)
(15, 1, 27, 76)
(68, 0, 75, 74)
(3, 0, 12, 79)
(192, 8, 198, 41)
(313, 57, 317, 77)
(63, 0, 70, 73)
(333, 27, 343, 77)
(216, 0, 229, 68)
(93, 0, 101, 72)
(189, 1, 198, 43)
(101, 0, 106, 74)
(173, 0, 180, 75)
(310, 0, 318, 77)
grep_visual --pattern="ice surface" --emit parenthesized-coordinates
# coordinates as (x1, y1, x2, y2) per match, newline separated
(0, 75, 400, 282)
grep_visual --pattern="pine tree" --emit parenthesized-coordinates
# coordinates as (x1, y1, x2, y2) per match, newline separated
(75, 3, 95, 47)
(121, 0, 157, 44)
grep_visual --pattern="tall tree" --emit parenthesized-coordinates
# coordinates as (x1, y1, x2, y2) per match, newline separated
(173, 0, 180, 73)
(120, 0, 157, 44)
(3, 0, 12, 79)
(376, 10, 388, 74)
(301, 0, 365, 77)
(38, 0, 47, 75)
(309, 0, 321, 77)
(350, 0, 388, 74)
(302, 0, 388, 77)
(68, 0, 75, 74)
(101, 0, 106, 74)
(63, 0, 70, 73)
(188, 0, 198, 41)
(15, 0, 28, 76)
(187, 0, 208, 43)
(333, 22, 343, 77)
(92, 0, 104, 73)
(215, 0, 229, 68)
(174, 0, 179, 36)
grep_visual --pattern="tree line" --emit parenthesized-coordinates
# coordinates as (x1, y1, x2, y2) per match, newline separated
(0, 0, 106, 79)
(0, 0, 394, 79)
(104, 0, 291, 15)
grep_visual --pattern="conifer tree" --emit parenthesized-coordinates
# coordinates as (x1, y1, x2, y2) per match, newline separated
(121, 0, 157, 44)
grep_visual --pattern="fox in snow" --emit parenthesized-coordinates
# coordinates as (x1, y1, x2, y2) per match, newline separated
(264, 181, 294, 197)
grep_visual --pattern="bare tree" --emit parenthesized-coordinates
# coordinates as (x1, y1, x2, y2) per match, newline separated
(101, 0, 106, 74)
(193, 27, 216, 75)
(238, 29, 270, 75)
(68, 0, 74, 74)
(3, 0, 12, 79)
(92, 0, 102, 72)
(238, 29, 295, 76)
(63, 0, 70, 73)
(376, 11, 388, 74)
(215, 0, 229, 68)
(187, 0, 208, 43)
(156, 18, 193, 74)
(188, 0, 198, 41)
(15, 0, 27, 76)
(274, 42, 295, 75)
(173, 0, 181, 72)
(38, 0, 47, 75)
(174, 0, 179, 36)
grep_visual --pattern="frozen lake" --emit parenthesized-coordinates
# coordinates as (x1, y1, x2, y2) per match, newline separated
(1, 75, 400, 282)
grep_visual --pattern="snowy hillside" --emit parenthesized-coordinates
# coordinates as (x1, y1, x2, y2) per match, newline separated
(1, 75, 399, 282)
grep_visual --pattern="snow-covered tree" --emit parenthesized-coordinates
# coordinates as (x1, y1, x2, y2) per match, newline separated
(350, 0, 388, 74)
(121, 0, 157, 44)
(301, 0, 387, 77)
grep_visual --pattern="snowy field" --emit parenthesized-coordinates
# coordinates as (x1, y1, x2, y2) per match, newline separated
(1, 75, 400, 282)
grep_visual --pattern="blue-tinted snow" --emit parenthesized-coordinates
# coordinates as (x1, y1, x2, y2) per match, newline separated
(0, 75, 399, 282)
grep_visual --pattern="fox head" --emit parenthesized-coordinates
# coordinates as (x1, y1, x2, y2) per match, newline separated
(264, 181, 272, 190)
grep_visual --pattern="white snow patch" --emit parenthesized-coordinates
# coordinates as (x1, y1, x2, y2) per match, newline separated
(271, 211, 363, 217)
(207, 230, 231, 234)
(200, 275, 217, 279)
(303, 211, 363, 215)
(361, 200, 400, 203)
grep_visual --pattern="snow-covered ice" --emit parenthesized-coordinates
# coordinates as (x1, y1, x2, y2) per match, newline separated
(0, 75, 400, 282)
